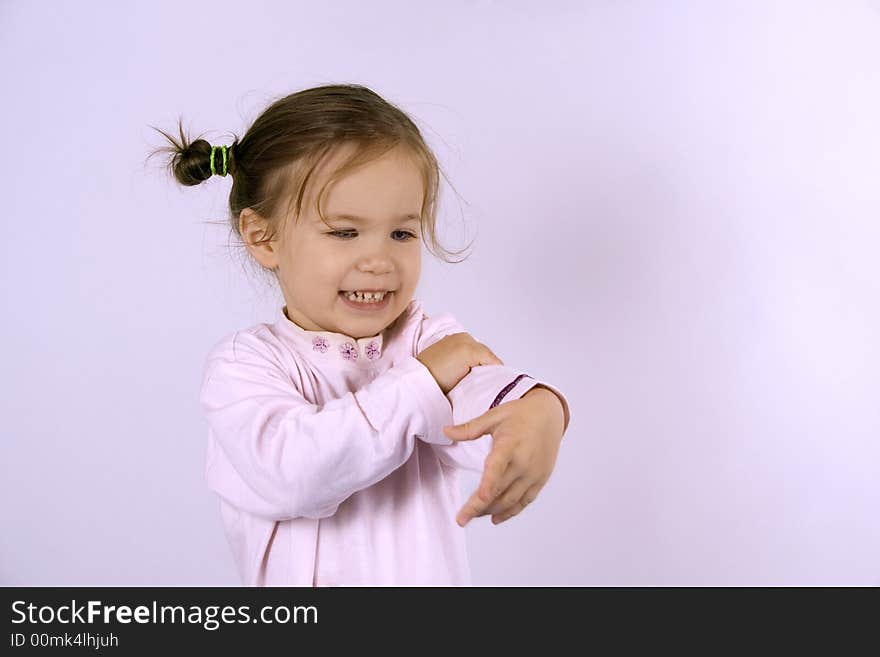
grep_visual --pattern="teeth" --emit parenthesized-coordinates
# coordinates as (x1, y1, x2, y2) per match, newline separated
(345, 290, 387, 303)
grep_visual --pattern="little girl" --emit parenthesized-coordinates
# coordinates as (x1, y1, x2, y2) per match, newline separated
(151, 83, 571, 586)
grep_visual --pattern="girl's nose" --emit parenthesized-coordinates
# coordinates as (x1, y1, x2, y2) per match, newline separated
(358, 261, 392, 276)
(357, 252, 394, 274)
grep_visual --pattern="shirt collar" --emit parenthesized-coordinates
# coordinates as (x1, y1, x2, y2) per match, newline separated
(274, 305, 386, 364)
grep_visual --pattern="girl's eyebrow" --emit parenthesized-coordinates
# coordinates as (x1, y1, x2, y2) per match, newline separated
(323, 213, 421, 223)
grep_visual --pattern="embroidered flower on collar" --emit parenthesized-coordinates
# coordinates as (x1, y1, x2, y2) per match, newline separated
(339, 342, 359, 361)
(310, 334, 381, 360)
(285, 310, 383, 361)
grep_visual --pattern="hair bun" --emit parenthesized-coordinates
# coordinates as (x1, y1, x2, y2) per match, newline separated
(168, 138, 213, 186)
(147, 121, 239, 186)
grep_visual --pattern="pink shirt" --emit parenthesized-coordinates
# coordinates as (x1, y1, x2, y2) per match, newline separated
(198, 298, 570, 586)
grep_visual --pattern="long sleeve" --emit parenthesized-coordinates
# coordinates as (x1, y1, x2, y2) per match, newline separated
(417, 312, 571, 473)
(199, 331, 455, 521)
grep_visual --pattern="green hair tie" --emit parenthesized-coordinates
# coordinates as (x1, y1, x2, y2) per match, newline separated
(210, 145, 228, 177)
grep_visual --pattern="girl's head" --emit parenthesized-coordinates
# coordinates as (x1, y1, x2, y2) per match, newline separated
(149, 83, 471, 338)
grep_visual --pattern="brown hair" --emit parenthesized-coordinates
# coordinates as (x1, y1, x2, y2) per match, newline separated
(146, 83, 472, 282)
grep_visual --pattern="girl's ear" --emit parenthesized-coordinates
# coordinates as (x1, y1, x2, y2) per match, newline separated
(239, 208, 280, 270)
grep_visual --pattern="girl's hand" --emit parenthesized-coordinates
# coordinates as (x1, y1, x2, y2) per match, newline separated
(417, 333, 505, 395)
(442, 386, 566, 526)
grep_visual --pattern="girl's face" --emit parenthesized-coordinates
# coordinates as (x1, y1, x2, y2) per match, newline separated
(242, 143, 424, 339)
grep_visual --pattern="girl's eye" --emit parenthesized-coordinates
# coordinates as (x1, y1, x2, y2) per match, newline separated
(327, 230, 418, 241)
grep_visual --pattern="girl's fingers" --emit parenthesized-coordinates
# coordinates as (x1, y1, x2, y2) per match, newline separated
(483, 475, 530, 517)
(477, 343, 503, 366)
(474, 460, 520, 517)
(492, 482, 543, 525)
(456, 452, 515, 526)
(456, 488, 489, 526)
(478, 448, 515, 503)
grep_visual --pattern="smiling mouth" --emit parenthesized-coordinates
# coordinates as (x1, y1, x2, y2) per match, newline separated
(338, 290, 393, 309)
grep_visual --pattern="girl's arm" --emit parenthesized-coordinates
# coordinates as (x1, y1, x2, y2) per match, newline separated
(199, 331, 455, 522)
(417, 312, 571, 474)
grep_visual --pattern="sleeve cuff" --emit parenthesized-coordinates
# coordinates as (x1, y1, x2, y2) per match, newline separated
(447, 365, 571, 436)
